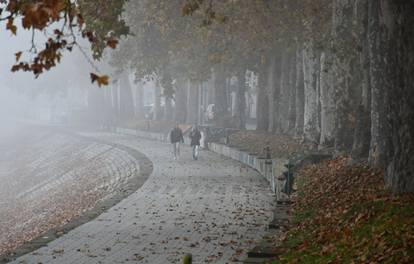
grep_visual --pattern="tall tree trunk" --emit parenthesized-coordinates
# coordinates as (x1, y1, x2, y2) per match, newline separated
(174, 78, 187, 123)
(236, 68, 247, 129)
(319, 51, 336, 147)
(381, 0, 414, 193)
(164, 97, 173, 121)
(111, 83, 119, 118)
(187, 79, 199, 124)
(134, 81, 145, 119)
(267, 54, 278, 132)
(214, 64, 228, 118)
(119, 72, 135, 122)
(367, 0, 391, 168)
(352, 0, 371, 158)
(153, 81, 162, 121)
(256, 64, 269, 131)
(332, 0, 360, 153)
(206, 77, 215, 105)
(287, 47, 297, 134)
(295, 48, 305, 138)
(279, 49, 296, 134)
(303, 41, 321, 146)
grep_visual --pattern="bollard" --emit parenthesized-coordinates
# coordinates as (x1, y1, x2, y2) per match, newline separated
(183, 253, 192, 264)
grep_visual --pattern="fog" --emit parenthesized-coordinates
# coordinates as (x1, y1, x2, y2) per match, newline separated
(1, 1, 413, 263)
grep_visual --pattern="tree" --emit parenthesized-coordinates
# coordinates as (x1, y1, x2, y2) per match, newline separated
(1, 0, 128, 84)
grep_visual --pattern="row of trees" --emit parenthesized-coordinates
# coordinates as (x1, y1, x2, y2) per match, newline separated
(1, 0, 413, 193)
(107, 0, 413, 193)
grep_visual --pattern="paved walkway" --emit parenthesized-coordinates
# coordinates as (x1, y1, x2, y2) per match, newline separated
(12, 132, 274, 264)
(0, 128, 142, 257)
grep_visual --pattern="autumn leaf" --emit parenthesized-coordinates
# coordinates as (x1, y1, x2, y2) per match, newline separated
(90, 73, 109, 87)
(6, 18, 17, 35)
(15, 51, 22, 62)
(106, 39, 118, 49)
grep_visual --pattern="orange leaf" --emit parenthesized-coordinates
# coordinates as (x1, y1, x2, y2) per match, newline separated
(107, 39, 118, 49)
(90, 73, 109, 87)
(6, 18, 17, 35)
(15, 51, 22, 62)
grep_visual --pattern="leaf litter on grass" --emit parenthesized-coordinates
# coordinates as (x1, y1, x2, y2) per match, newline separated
(270, 157, 414, 264)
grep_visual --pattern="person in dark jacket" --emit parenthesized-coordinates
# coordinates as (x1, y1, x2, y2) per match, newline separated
(170, 123, 184, 160)
(189, 125, 202, 160)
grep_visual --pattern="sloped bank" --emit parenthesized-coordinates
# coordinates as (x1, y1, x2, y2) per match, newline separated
(1, 128, 153, 264)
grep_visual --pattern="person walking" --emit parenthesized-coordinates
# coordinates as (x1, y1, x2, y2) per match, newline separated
(189, 125, 202, 160)
(170, 123, 184, 160)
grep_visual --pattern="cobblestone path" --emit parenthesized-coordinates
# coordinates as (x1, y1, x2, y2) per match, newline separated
(11, 132, 274, 264)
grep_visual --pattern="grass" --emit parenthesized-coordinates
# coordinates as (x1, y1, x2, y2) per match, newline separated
(269, 157, 414, 264)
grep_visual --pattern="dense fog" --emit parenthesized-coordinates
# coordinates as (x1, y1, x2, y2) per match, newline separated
(0, 1, 413, 263)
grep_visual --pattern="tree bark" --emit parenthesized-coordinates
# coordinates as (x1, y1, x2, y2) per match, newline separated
(278, 50, 293, 134)
(214, 64, 228, 118)
(352, 0, 371, 158)
(287, 47, 297, 134)
(267, 54, 280, 132)
(256, 64, 269, 131)
(295, 48, 305, 138)
(303, 41, 321, 145)
(133, 81, 145, 119)
(153, 81, 162, 121)
(110, 84, 119, 118)
(367, 0, 391, 168)
(119, 72, 135, 122)
(187, 79, 199, 124)
(174, 78, 187, 123)
(164, 97, 173, 121)
(236, 68, 247, 129)
(332, 0, 361, 153)
(319, 51, 336, 147)
(381, 0, 414, 193)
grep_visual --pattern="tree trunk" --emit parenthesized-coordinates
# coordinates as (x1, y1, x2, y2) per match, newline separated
(111, 83, 119, 118)
(153, 81, 162, 121)
(164, 97, 173, 121)
(287, 48, 297, 134)
(352, 0, 371, 158)
(236, 68, 247, 129)
(134, 81, 145, 119)
(278, 50, 293, 134)
(119, 72, 135, 122)
(381, 0, 414, 193)
(214, 64, 228, 118)
(276, 50, 289, 133)
(295, 48, 305, 138)
(267, 54, 279, 132)
(368, 0, 391, 168)
(187, 79, 199, 124)
(332, 0, 361, 153)
(256, 65, 269, 131)
(303, 42, 321, 145)
(319, 51, 336, 147)
(174, 78, 187, 123)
